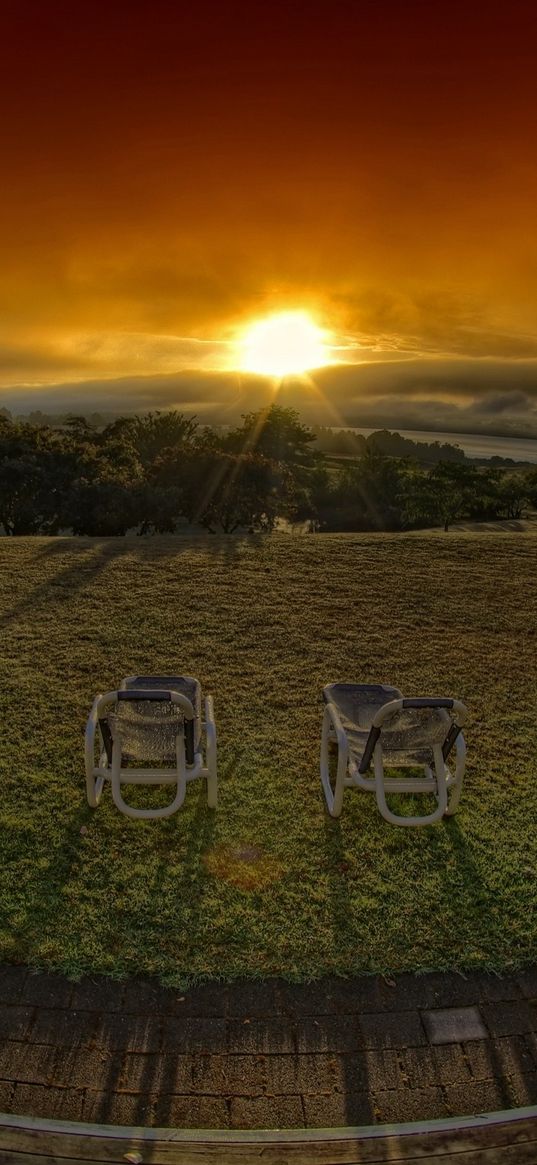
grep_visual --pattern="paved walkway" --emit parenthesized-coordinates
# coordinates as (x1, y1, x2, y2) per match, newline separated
(1, 965, 536, 1129)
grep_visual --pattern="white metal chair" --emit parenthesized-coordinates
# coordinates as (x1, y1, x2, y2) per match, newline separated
(321, 683, 467, 826)
(85, 675, 217, 819)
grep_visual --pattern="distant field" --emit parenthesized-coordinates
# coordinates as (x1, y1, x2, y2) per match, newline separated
(1, 532, 536, 985)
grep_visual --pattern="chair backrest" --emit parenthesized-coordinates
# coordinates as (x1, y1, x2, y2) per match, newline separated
(99, 689, 195, 766)
(358, 697, 467, 774)
(121, 675, 202, 763)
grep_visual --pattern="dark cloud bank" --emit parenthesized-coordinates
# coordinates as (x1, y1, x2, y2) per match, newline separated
(3, 358, 537, 439)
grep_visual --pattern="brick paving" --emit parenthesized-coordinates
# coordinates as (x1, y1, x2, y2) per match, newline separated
(0, 964, 536, 1128)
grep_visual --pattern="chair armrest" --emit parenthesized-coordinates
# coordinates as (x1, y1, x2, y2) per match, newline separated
(323, 700, 347, 751)
(84, 694, 103, 776)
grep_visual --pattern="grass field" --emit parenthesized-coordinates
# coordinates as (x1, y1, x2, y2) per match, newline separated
(1, 532, 536, 985)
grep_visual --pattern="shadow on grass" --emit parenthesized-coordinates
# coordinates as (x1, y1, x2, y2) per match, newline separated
(0, 540, 125, 631)
(7, 802, 94, 964)
(0, 533, 266, 631)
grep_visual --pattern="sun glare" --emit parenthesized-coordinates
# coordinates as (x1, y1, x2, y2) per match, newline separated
(238, 311, 331, 377)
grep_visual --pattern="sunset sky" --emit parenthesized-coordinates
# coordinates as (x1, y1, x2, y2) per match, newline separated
(2, 0, 537, 435)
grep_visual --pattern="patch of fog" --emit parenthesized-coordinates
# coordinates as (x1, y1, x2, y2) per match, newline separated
(275, 517, 319, 534)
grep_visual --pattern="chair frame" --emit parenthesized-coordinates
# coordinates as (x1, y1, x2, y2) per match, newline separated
(321, 695, 467, 825)
(85, 686, 217, 820)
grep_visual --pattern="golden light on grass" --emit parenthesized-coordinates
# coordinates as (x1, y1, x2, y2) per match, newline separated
(203, 843, 284, 891)
(237, 310, 333, 377)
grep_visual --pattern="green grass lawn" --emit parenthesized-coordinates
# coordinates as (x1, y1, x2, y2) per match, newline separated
(1, 532, 536, 985)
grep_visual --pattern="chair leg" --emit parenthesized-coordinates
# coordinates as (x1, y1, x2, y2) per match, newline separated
(374, 745, 447, 826)
(320, 706, 348, 817)
(110, 740, 188, 820)
(204, 695, 217, 808)
(86, 769, 105, 808)
(444, 733, 466, 816)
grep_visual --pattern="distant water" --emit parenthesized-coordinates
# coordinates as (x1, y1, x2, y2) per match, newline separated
(342, 427, 537, 464)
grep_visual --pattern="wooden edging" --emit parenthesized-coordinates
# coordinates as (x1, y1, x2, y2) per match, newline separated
(1, 1105, 537, 1163)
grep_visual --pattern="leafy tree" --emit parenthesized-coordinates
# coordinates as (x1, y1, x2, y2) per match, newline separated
(424, 462, 481, 530)
(226, 405, 319, 469)
(334, 448, 409, 531)
(497, 473, 527, 520)
(105, 411, 199, 473)
(134, 484, 184, 534)
(0, 420, 68, 535)
(183, 450, 297, 533)
(366, 429, 465, 464)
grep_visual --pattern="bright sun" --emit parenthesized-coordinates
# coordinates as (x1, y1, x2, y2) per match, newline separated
(238, 311, 331, 377)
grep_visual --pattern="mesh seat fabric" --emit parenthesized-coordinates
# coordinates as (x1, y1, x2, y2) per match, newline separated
(323, 683, 452, 768)
(122, 675, 202, 748)
(108, 697, 186, 765)
(101, 675, 202, 766)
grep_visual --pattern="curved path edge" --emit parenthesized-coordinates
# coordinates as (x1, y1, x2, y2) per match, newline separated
(1, 1105, 537, 1163)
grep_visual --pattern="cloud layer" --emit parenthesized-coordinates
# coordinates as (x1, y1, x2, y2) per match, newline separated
(3, 357, 537, 440)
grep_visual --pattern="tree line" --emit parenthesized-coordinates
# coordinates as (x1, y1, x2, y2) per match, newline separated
(1, 405, 536, 536)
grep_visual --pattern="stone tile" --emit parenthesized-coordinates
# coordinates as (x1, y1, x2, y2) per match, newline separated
(228, 1018, 294, 1055)
(70, 978, 125, 1012)
(170, 983, 230, 1018)
(121, 979, 175, 1016)
(121, 1051, 192, 1094)
(92, 1013, 162, 1053)
(464, 1035, 536, 1080)
(0, 966, 27, 1005)
(118, 1052, 161, 1094)
(376, 972, 483, 1012)
(226, 980, 280, 1018)
(22, 974, 73, 1009)
(230, 1094, 304, 1129)
(364, 1048, 400, 1091)
(374, 1085, 449, 1123)
(481, 1001, 536, 1038)
(529, 1000, 537, 1030)
(360, 1011, 427, 1049)
(13, 1083, 84, 1121)
(152, 1052, 195, 1096)
(472, 973, 523, 1003)
(367, 973, 461, 1013)
(30, 1008, 96, 1048)
(515, 968, 537, 999)
(0, 1081, 14, 1111)
(83, 1089, 157, 1126)
(279, 981, 341, 1017)
(0, 1006, 34, 1041)
(329, 977, 401, 1014)
(399, 1046, 437, 1089)
(162, 1016, 228, 1055)
(295, 1016, 363, 1055)
(445, 1079, 513, 1116)
(509, 1071, 537, 1106)
(52, 1046, 122, 1090)
(526, 1031, 537, 1068)
(422, 1006, 487, 1045)
(0, 1041, 58, 1086)
(302, 1090, 373, 1128)
(267, 1052, 361, 1096)
(155, 1094, 230, 1127)
(191, 1054, 266, 1096)
(432, 1043, 473, 1085)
